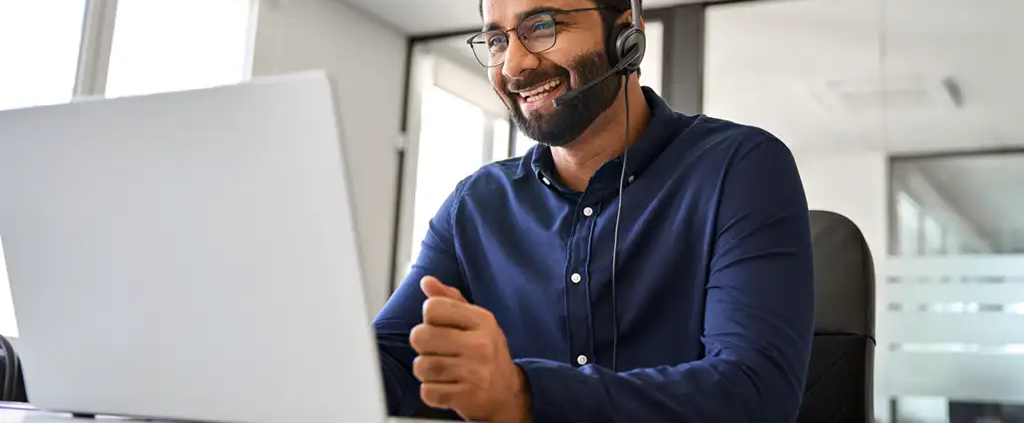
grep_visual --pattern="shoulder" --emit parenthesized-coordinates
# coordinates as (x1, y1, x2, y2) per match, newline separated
(655, 115, 798, 183)
(687, 115, 792, 161)
(445, 155, 531, 211)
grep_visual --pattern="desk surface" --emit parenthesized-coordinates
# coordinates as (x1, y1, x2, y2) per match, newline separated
(0, 404, 440, 423)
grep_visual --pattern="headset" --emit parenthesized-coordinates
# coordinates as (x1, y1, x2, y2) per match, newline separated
(552, 0, 646, 107)
(552, 0, 645, 373)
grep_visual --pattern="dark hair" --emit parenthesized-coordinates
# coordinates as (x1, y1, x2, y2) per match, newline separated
(478, 0, 640, 21)
(593, 0, 640, 13)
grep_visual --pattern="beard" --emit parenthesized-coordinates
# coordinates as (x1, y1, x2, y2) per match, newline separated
(504, 51, 621, 147)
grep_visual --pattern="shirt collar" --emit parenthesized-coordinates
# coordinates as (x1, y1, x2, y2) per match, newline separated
(529, 87, 692, 195)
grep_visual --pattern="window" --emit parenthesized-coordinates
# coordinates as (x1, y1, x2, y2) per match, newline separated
(0, 0, 88, 111)
(0, 238, 14, 337)
(515, 131, 538, 157)
(945, 230, 963, 255)
(922, 215, 944, 255)
(410, 86, 487, 261)
(896, 191, 922, 256)
(638, 20, 665, 96)
(492, 119, 511, 162)
(104, 0, 253, 98)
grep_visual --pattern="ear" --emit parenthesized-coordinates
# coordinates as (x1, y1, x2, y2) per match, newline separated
(618, 11, 645, 30)
(616, 10, 633, 26)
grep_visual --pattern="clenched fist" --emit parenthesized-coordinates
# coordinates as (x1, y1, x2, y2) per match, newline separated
(410, 276, 533, 423)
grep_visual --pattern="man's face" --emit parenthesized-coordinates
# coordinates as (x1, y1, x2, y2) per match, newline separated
(482, 0, 622, 146)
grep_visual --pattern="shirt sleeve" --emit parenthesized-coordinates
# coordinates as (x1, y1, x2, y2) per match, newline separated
(514, 136, 816, 423)
(372, 179, 468, 419)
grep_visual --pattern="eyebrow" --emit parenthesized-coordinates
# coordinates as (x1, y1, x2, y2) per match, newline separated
(483, 6, 567, 32)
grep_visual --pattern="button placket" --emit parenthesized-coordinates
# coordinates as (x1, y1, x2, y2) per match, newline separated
(564, 196, 599, 369)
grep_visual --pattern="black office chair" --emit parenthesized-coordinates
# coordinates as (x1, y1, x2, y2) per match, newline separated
(796, 211, 876, 423)
(0, 334, 27, 403)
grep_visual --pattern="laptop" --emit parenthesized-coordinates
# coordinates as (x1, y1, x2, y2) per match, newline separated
(0, 72, 426, 423)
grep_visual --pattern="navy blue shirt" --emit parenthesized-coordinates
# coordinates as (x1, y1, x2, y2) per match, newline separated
(374, 88, 815, 423)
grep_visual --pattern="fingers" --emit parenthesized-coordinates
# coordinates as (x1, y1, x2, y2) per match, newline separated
(422, 297, 482, 330)
(420, 382, 473, 411)
(413, 355, 472, 384)
(421, 276, 467, 303)
(410, 324, 470, 357)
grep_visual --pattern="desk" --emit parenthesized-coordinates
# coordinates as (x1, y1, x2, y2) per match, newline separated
(0, 404, 440, 423)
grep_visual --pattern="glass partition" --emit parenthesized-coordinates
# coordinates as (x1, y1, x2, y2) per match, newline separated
(888, 153, 1024, 423)
(881, 0, 1024, 420)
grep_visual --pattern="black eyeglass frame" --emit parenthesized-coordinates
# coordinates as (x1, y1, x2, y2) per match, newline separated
(465, 7, 619, 68)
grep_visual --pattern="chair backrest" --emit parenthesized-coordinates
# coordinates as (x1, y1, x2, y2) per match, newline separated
(797, 211, 876, 423)
(0, 334, 26, 403)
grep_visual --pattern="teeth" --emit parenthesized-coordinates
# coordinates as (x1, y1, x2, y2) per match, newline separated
(520, 80, 562, 101)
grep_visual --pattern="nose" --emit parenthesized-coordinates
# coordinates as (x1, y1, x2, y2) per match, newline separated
(501, 33, 540, 81)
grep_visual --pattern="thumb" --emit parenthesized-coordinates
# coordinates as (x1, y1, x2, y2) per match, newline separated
(420, 276, 467, 303)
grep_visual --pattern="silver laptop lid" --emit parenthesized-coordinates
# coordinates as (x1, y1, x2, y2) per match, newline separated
(0, 72, 386, 423)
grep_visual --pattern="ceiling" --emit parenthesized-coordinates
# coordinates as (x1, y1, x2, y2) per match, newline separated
(703, 0, 1024, 156)
(341, 0, 722, 35)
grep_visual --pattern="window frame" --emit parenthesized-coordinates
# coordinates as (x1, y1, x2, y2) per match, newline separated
(392, 43, 510, 289)
(0, 0, 258, 338)
(73, 0, 120, 98)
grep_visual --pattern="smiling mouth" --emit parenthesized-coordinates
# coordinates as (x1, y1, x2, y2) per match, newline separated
(517, 79, 564, 103)
(513, 79, 567, 113)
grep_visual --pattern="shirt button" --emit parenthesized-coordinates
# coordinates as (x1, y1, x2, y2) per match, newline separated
(576, 355, 588, 366)
(570, 273, 582, 284)
(582, 207, 594, 217)
(628, 175, 635, 183)
(541, 177, 551, 186)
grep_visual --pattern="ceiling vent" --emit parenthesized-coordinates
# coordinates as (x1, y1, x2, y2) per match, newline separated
(801, 74, 964, 114)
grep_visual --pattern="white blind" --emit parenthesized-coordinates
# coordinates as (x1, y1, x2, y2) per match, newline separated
(883, 255, 1024, 403)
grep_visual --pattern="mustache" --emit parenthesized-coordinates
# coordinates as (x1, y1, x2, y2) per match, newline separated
(505, 66, 570, 93)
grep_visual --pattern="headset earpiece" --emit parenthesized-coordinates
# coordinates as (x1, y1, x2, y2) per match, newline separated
(607, 3, 646, 76)
(615, 25, 646, 75)
(606, 23, 625, 68)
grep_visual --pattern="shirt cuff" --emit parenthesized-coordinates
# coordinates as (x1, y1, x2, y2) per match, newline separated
(514, 358, 606, 423)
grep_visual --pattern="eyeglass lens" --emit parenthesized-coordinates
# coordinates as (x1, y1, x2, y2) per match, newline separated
(470, 13, 557, 67)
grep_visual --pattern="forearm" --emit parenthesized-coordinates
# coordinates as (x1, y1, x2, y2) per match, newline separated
(377, 333, 420, 417)
(515, 351, 800, 423)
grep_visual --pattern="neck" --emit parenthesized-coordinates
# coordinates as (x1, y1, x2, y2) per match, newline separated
(551, 79, 651, 192)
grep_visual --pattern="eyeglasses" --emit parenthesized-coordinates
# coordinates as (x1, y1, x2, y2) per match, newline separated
(466, 7, 611, 68)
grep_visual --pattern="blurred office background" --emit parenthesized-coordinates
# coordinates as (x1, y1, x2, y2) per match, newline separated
(1, 0, 1021, 422)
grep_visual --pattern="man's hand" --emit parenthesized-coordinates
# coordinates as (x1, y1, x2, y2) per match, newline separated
(409, 276, 533, 423)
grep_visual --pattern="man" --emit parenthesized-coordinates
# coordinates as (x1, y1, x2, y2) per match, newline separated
(373, 0, 815, 421)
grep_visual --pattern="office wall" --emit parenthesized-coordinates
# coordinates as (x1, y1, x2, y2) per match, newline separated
(250, 0, 406, 314)
(794, 151, 888, 263)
